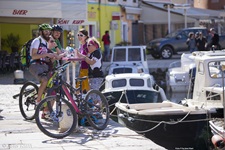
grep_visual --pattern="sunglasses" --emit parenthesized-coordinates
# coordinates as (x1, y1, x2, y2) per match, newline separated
(50, 40, 55, 43)
(87, 44, 93, 47)
(77, 34, 84, 37)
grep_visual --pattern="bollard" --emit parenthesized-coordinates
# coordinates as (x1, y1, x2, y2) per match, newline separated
(14, 70, 26, 84)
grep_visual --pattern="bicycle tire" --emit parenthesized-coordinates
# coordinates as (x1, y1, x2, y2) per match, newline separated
(35, 95, 78, 139)
(85, 90, 110, 130)
(19, 81, 38, 120)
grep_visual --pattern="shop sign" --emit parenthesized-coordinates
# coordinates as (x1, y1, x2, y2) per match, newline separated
(12, 9, 28, 15)
(57, 19, 85, 25)
(112, 12, 120, 20)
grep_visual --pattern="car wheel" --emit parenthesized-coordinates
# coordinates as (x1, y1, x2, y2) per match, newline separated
(161, 46, 173, 59)
(151, 53, 161, 59)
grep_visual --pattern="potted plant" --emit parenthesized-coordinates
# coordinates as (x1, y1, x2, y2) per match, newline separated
(2, 33, 20, 53)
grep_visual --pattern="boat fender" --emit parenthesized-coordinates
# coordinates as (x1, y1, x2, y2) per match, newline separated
(211, 134, 225, 149)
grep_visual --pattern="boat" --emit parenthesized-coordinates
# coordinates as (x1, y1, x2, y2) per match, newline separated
(166, 53, 195, 93)
(116, 51, 225, 149)
(115, 101, 211, 149)
(100, 45, 165, 114)
(105, 45, 149, 75)
(101, 73, 167, 114)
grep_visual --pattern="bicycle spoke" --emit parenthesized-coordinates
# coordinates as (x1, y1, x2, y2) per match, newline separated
(85, 90, 109, 130)
(35, 96, 77, 139)
(19, 82, 38, 120)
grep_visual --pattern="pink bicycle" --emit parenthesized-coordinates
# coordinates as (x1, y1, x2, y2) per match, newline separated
(35, 60, 110, 139)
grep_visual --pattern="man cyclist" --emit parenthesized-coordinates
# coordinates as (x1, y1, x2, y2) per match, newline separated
(29, 23, 62, 105)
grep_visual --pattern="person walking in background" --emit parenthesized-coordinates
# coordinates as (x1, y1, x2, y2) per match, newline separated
(77, 37, 104, 91)
(76, 28, 90, 92)
(208, 28, 220, 50)
(196, 32, 207, 51)
(186, 32, 197, 53)
(102, 30, 111, 61)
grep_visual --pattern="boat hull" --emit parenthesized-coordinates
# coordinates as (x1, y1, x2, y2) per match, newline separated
(116, 103, 212, 149)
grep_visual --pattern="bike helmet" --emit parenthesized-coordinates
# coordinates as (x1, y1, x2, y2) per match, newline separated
(52, 24, 63, 32)
(39, 23, 52, 31)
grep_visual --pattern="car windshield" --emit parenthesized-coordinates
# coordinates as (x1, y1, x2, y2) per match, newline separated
(165, 30, 181, 38)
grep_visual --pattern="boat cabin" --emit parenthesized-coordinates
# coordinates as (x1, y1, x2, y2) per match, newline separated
(107, 46, 149, 75)
(102, 73, 167, 106)
(184, 50, 225, 109)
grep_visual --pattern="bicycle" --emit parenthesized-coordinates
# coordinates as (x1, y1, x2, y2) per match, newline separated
(12, 63, 63, 120)
(34, 60, 110, 139)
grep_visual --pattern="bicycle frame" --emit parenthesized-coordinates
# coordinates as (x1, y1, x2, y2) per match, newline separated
(50, 62, 100, 116)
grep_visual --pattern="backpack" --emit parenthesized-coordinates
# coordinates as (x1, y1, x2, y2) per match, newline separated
(20, 38, 41, 68)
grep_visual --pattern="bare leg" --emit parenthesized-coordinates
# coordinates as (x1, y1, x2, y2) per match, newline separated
(36, 77, 48, 103)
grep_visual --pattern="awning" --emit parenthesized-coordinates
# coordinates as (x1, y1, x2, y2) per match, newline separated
(124, 6, 142, 15)
(0, 0, 87, 24)
(57, 0, 87, 26)
(0, 0, 61, 18)
(140, 2, 196, 24)
(143, 1, 224, 20)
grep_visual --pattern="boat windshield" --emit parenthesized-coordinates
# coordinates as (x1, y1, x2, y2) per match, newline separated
(113, 47, 142, 62)
(125, 90, 162, 104)
(208, 61, 225, 78)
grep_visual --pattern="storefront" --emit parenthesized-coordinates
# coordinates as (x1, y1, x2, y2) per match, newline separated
(0, 0, 87, 52)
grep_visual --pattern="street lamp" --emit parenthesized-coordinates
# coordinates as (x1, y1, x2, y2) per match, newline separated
(163, 3, 174, 33)
(173, 4, 191, 28)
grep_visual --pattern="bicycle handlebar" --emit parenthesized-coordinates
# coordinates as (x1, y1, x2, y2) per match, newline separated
(54, 57, 84, 74)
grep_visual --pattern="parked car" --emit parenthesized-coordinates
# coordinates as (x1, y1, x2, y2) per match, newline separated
(146, 27, 209, 59)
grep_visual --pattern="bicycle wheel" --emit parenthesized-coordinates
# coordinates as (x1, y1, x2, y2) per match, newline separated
(85, 90, 110, 130)
(19, 81, 38, 120)
(35, 95, 77, 139)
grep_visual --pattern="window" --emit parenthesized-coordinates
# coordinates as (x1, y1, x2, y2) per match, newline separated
(198, 62, 204, 75)
(128, 48, 141, 61)
(133, 0, 136, 3)
(208, 61, 225, 78)
(130, 79, 144, 86)
(112, 79, 126, 88)
(108, 0, 117, 2)
(113, 48, 126, 61)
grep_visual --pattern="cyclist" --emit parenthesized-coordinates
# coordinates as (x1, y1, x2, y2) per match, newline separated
(29, 23, 63, 105)
(51, 24, 64, 67)
(51, 24, 63, 53)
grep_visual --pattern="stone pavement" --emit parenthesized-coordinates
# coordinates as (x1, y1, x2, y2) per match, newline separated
(0, 72, 166, 150)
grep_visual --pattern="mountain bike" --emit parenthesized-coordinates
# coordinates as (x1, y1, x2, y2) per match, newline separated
(34, 61, 110, 139)
(12, 68, 57, 120)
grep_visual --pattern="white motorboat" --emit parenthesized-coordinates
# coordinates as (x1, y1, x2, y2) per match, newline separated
(101, 73, 167, 114)
(166, 53, 195, 93)
(116, 50, 225, 149)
